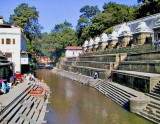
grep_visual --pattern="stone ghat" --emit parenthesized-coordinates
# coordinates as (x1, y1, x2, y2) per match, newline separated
(64, 61, 118, 70)
(113, 70, 160, 93)
(79, 54, 120, 62)
(127, 50, 160, 61)
(119, 60, 160, 74)
(83, 44, 153, 56)
(57, 70, 160, 123)
(61, 64, 111, 79)
(0, 80, 51, 124)
(57, 70, 145, 110)
(66, 57, 77, 61)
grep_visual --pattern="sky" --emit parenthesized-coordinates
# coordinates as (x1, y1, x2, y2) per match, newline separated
(0, 0, 139, 33)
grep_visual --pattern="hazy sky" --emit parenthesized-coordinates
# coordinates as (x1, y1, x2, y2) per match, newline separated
(0, 0, 139, 33)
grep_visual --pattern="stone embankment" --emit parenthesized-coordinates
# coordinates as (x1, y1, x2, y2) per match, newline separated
(57, 48, 160, 123)
(0, 77, 51, 124)
(57, 69, 160, 123)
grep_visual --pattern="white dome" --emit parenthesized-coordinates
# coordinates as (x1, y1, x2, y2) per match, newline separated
(88, 38, 94, 46)
(100, 33, 108, 42)
(94, 37, 101, 45)
(135, 21, 152, 33)
(109, 31, 118, 40)
(154, 19, 160, 29)
(123, 25, 131, 32)
(82, 40, 88, 47)
(119, 24, 132, 37)
(117, 23, 126, 35)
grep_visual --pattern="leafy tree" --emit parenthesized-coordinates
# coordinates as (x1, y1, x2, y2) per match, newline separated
(53, 21, 72, 32)
(76, 5, 100, 43)
(103, 2, 136, 25)
(136, 0, 160, 18)
(9, 3, 42, 41)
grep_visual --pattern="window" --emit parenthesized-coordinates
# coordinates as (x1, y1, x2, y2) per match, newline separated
(6, 39, 11, 44)
(13, 39, 15, 44)
(2, 39, 4, 44)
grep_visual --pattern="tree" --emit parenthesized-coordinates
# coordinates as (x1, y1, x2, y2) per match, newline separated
(136, 0, 160, 18)
(53, 21, 72, 32)
(103, 2, 136, 25)
(76, 5, 100, 45)
(9, 3, 42, 41)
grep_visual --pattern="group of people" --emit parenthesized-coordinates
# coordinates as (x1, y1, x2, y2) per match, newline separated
(0, 73, 23, 94)
(26, 73, 35, 82)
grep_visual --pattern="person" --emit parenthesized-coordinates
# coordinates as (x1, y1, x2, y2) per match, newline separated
(2, 82, 6, 94)
(94, 72, 98, 79)
(29, 72, 32, 81)
(154, 40, 159, 50)
(31, 73, 35, 81)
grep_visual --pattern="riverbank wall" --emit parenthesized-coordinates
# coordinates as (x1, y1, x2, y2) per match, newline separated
(57, 69, 160, 123)
(56, 47, 160, 123)
(0, 76, 51, 124)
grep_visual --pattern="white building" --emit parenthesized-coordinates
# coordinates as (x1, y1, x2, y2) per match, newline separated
(65, 46, 82, 57)
(0, 16, 30, 73)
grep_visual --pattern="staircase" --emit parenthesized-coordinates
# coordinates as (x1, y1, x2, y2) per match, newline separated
(138, 82, 160, 123)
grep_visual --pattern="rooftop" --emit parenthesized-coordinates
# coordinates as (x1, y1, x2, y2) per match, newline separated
(65, 46, 82, 50)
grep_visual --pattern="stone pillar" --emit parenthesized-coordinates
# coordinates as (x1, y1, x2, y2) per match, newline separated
(93, 44, 98, 52)
(108, 40, 118, 49)
(133, 33, 152, 45)
(87, 46, 93, 53)
(99, 42, 108, 50)
(83, 47, 87, 54)
(129, 97, 149, 113)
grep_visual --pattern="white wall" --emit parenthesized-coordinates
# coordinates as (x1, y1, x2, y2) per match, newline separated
(65, 49, 82, 57)
(0, 27, 27, 73)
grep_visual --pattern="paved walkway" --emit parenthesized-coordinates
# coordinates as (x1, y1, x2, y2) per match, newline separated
(0, 78, 30, 107)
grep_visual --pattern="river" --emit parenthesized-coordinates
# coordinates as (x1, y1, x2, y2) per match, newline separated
(35, 69, 153, 124)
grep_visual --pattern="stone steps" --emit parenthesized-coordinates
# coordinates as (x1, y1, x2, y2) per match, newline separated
(0, 85, 32, 123)
(148, 102, 160, 110)
(139, 100, 160, 123)
(75, 61, 116, 70)
(146, 94, 160, 101)
(100, 85, 129, 104)
(149, 92, 160, 98)
(101, 85, 131, 102)
(139, 110, 160, 123)
(96, 81, 138, 109)
(101, 82, 135, 98)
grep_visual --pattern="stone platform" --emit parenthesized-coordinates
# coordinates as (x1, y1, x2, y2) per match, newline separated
(113, 70, 160, 93)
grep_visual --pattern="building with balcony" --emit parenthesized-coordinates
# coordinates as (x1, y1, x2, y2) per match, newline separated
(0, 16, 30, 73)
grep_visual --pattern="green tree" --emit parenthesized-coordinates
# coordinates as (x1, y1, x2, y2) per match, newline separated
(76, 5, 100, 43)
(53, 20, 72, 32)
(103, 2, 136, 25)
(9, 3, 42, 41)
(136, 0, 160, 18)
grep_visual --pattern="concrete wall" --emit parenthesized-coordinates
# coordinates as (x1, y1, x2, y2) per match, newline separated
(79, 54, 119, 62)
(119, 61, 160, 74)
(127, 51, 160, 61)
(113, 72, 150, 93)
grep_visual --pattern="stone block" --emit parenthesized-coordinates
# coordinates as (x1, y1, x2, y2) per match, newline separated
(129, 96, 149, 113)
